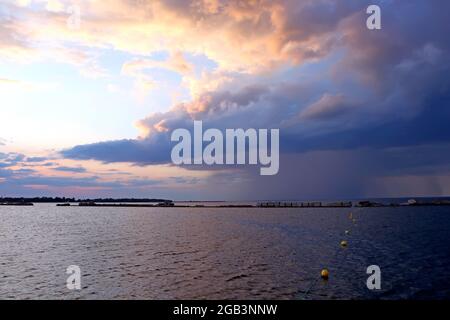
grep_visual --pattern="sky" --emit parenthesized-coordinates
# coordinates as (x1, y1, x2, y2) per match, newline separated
(1, 0, 450, 200)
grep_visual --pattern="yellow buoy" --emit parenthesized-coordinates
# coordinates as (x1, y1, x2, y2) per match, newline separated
(340, 240, 348, 247)
(321, 269, 329, 280)
(349, 212, 353, 219)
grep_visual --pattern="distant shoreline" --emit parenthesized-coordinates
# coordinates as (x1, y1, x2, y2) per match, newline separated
(2, 199, 450, 208)
(0, 197, 171, 204)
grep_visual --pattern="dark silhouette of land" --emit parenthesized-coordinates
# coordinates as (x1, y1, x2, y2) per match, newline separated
(0, 197, 171, 203)
(1, 197, 450, 208)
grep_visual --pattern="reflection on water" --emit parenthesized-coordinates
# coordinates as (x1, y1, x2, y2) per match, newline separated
(0, 204, 449, 299)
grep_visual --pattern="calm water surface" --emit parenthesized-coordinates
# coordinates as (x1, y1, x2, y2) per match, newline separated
(0, 204, 449, 299)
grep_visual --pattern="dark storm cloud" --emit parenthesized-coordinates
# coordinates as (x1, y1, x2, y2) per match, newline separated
(61, 136, 172, 164)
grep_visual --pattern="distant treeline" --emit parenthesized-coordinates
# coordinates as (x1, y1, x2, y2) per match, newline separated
(0, 197, 172, 203)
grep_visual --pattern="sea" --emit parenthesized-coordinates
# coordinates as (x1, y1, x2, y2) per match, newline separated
(0, 203, 449, 299)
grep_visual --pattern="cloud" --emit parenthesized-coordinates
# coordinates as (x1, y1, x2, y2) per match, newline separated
(0, 160, 168, 197)
(61, 135, 173, 165)
(45, 0, 65, 13)
(0, 152, 26, 167)
(52, 166, 87, 173)
(25, 156, 48, 162)
(0, 0, 366, 72)
(120, 51, 195, 99)
(0, 77, 50, 91)
(0, 78, 32, 90)
(3, 0, 450, 199)
(122, 51, 194, 77)
(299, 94, 355, 121)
